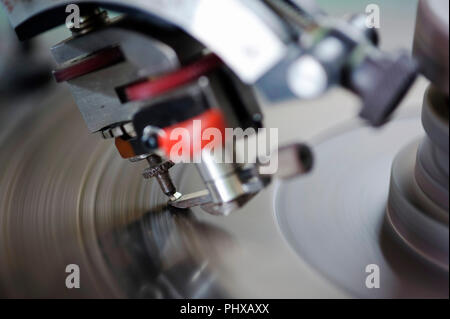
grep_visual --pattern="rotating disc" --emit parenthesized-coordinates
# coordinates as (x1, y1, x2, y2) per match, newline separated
(275, 114, 448, 298)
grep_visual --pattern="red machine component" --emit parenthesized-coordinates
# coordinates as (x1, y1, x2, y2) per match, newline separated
(125, 54, 222, 101)
(116, 54, 227, 160)
(158, 109, 227, 160)
(53, 46, 124, 83)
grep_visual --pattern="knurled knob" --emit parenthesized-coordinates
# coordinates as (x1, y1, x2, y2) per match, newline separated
(142, 161, 175, 179)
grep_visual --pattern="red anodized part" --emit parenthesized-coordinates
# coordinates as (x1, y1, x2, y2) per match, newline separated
(53, 46, 124, 83)
(125, 54, 223, 101)
(157, 109, 227, 161)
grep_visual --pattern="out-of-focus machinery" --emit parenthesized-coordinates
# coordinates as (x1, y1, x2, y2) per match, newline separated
(1, 0, 419, 216)
(386, 0, 449, 271)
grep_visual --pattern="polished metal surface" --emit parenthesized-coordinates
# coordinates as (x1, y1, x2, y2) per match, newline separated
(195, 150, 247, 206)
